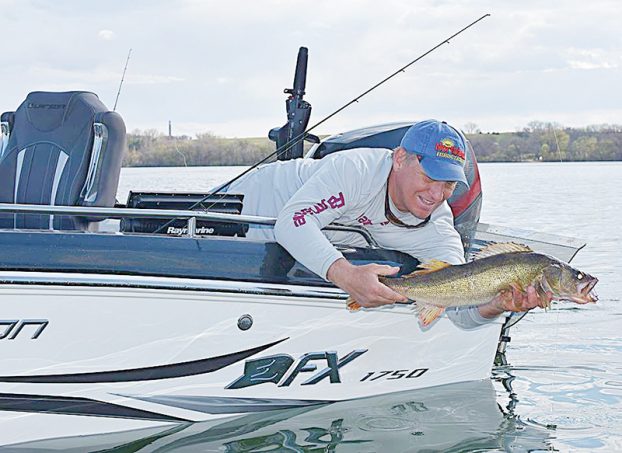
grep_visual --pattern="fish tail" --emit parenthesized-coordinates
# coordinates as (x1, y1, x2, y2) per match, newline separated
(346, 297, 361, 311)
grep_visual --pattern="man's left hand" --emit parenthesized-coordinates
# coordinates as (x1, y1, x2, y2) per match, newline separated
(479, 285, 553, 319)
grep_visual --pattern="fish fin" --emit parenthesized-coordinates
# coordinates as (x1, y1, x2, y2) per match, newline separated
(509, 281, 526, 294)
(532, 280, 552, 310)
(414, 303, 445, 327)
(346, 297, 361, 311)
(539, 291, 552, 310)
(403, 259, 452, 277)
(474, 242, 533, 260)
(495, 288, 511, 304)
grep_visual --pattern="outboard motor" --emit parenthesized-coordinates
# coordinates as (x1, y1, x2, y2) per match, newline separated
(447, 140, 482, 252)
(269, 47, 319, 160)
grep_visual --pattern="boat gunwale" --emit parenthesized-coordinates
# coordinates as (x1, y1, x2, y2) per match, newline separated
(0, 270, 349, 300)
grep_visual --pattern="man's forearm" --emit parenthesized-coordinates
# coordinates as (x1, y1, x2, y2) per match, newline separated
(477, 299, 507, 319)
(273, 218, 344, 280)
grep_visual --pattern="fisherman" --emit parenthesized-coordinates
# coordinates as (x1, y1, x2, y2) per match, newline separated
(226, 119, 550, 323)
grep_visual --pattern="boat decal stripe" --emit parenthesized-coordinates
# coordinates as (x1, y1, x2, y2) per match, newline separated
(115, 394, 334, 415)
(0, 392, 189, 421)
(0, 338, 287, 383)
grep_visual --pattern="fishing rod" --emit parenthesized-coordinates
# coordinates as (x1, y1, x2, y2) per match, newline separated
(154, 13, 490, 234)
(113, 48, 132, 111)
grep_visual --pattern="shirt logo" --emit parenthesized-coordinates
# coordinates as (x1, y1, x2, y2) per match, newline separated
(292, 192, 346, 227)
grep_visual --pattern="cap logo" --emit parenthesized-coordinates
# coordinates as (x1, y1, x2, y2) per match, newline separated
(435, 137, 465, 163)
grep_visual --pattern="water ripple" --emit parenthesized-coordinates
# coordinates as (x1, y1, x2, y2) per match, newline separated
(356, 416, 418, 432)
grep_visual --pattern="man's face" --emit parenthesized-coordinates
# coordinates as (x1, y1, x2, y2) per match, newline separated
(390, 148, 457, 219)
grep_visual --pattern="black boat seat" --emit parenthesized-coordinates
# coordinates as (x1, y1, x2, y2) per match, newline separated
(0, 91, 126, 230)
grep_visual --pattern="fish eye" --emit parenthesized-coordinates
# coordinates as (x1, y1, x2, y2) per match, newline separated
(577, 272, 583, 280)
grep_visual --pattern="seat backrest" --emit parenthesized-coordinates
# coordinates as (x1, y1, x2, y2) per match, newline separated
(0, 91, 126, 230)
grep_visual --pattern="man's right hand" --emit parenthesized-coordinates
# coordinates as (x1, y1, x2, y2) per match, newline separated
(326, 258, 407, 308)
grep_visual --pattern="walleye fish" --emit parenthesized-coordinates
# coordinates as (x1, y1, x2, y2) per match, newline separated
(347, 243, 598, 326)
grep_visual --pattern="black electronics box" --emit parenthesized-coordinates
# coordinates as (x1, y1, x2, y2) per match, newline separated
(120, 192, 248, 237)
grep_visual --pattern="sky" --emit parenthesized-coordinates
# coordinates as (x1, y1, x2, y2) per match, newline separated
(0, 0, 620, 138)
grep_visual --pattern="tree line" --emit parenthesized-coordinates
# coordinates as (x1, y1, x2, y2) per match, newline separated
(124, 130, 275, 167)
(123, 122, 622, 167)
(466, 122, 622, 162)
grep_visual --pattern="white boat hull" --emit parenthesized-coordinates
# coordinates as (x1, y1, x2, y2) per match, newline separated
(0, 272, 503, 445)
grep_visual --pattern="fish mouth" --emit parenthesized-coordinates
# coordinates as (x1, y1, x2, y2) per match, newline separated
(568, 277, 599, 304)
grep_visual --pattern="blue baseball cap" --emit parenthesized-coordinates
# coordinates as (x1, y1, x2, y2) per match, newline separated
(400, 119, 469, 187)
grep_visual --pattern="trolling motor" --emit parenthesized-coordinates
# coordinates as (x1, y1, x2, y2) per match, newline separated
(269, 47, 319, 160)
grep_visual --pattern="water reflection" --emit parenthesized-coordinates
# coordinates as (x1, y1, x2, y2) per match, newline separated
(3, 377, 555, 452)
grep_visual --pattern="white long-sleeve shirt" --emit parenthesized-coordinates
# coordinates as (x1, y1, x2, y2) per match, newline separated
(229, 148, 465, 277)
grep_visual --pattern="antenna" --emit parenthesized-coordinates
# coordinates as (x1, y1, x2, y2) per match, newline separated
(113, 48, 132, 111)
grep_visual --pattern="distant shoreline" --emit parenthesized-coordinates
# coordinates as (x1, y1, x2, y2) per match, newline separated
(123, 124, 622, 167)
(121, 160, 621, 169)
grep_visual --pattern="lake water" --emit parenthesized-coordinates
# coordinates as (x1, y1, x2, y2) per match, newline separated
(118, 163, 622, 451)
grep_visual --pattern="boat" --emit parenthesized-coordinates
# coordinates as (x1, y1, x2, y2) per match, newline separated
(0, 49, 584, 445)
